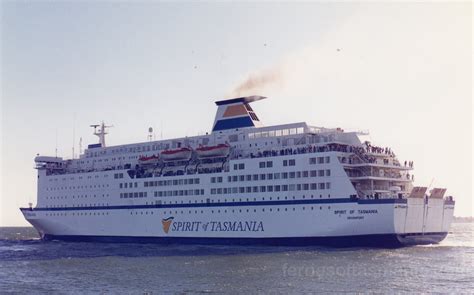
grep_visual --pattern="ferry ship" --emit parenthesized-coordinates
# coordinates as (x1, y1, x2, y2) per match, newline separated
(21, 96, 455, 247)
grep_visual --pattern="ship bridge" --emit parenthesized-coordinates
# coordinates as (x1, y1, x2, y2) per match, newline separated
(212, 96, 265, 132)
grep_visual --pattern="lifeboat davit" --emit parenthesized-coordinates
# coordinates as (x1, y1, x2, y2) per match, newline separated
(196, 144, 230, 159)
(138, 154, 160, 165)
(161, 147, 192, 162)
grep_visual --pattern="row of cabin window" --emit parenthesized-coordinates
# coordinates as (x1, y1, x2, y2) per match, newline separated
(224, 170, 331, 183)
(48, 174, 108, 182)
(154, 189, 205, 197)
(45, 203, 109, 208)
(164, 206, 331, 215)
(210, 182, 331, 195)
(160, 194, 331, 205)
(144, 178, 200, 187)
(309, 156, 331, 165)
(259, 161, 273, 168)
(114, 173, 124, 179)
(157, 194, 331, 205)
(46, 194, 108, 200)
(46, 184, 109, 191)
(233, 163, 245, 170)
(85, 140, 203, 158)
(119, 182, 138, 189)
(248, 127, 305, 139)
(46, 212, 111, 216)
(120, 192, 148, 198)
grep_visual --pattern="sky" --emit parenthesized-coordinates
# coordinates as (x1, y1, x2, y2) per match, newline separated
(1, 1, 472, 226)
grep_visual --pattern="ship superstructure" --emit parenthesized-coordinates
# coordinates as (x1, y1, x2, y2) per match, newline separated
(21, 96, 455, 247)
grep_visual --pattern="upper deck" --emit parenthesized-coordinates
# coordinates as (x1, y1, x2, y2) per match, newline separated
(34, 96, 412, 199)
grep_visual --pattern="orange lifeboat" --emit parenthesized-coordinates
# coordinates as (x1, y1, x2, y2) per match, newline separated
(196, 144, 230, 159)
(161, 147, 192, 162)
(138, 154, 160, 165)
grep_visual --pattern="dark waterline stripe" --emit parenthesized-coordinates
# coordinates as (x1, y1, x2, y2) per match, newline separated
(41, 231, 448, 248)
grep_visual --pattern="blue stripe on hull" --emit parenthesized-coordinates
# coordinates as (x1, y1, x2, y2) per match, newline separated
(42, 232, 448, 248)
(21, 198, 409, 212)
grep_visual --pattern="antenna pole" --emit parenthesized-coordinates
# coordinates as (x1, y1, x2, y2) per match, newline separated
(72, 113, 76, 159)
(55, 129, 58, 158)
(427, 178, 435, 192)
(79, 137, 83, 155)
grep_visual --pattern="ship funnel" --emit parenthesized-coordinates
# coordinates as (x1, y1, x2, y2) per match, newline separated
(212, 96, 266, 132)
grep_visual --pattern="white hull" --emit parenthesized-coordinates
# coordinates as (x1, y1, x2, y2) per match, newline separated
(22, 197, 454, 246)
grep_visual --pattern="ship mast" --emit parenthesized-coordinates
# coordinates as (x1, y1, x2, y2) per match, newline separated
(90, 122, 113, 147)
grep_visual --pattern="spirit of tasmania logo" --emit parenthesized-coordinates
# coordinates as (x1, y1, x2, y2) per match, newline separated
(161, 218, 265, 234)
(161, 217, 174, 234)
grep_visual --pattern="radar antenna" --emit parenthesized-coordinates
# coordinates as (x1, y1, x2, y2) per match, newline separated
(148, 127, 153, 141)
(90, 121, 113, 147)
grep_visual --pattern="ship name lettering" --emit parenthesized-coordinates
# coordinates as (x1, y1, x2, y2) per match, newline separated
(357, 209, 378, 214)
(172, 221, 201, 232)
(171, 220, 265, 232)
(210, 221, 264, 232)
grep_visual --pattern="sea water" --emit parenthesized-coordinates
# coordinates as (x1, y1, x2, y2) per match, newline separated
(0, 223, 472, 293)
